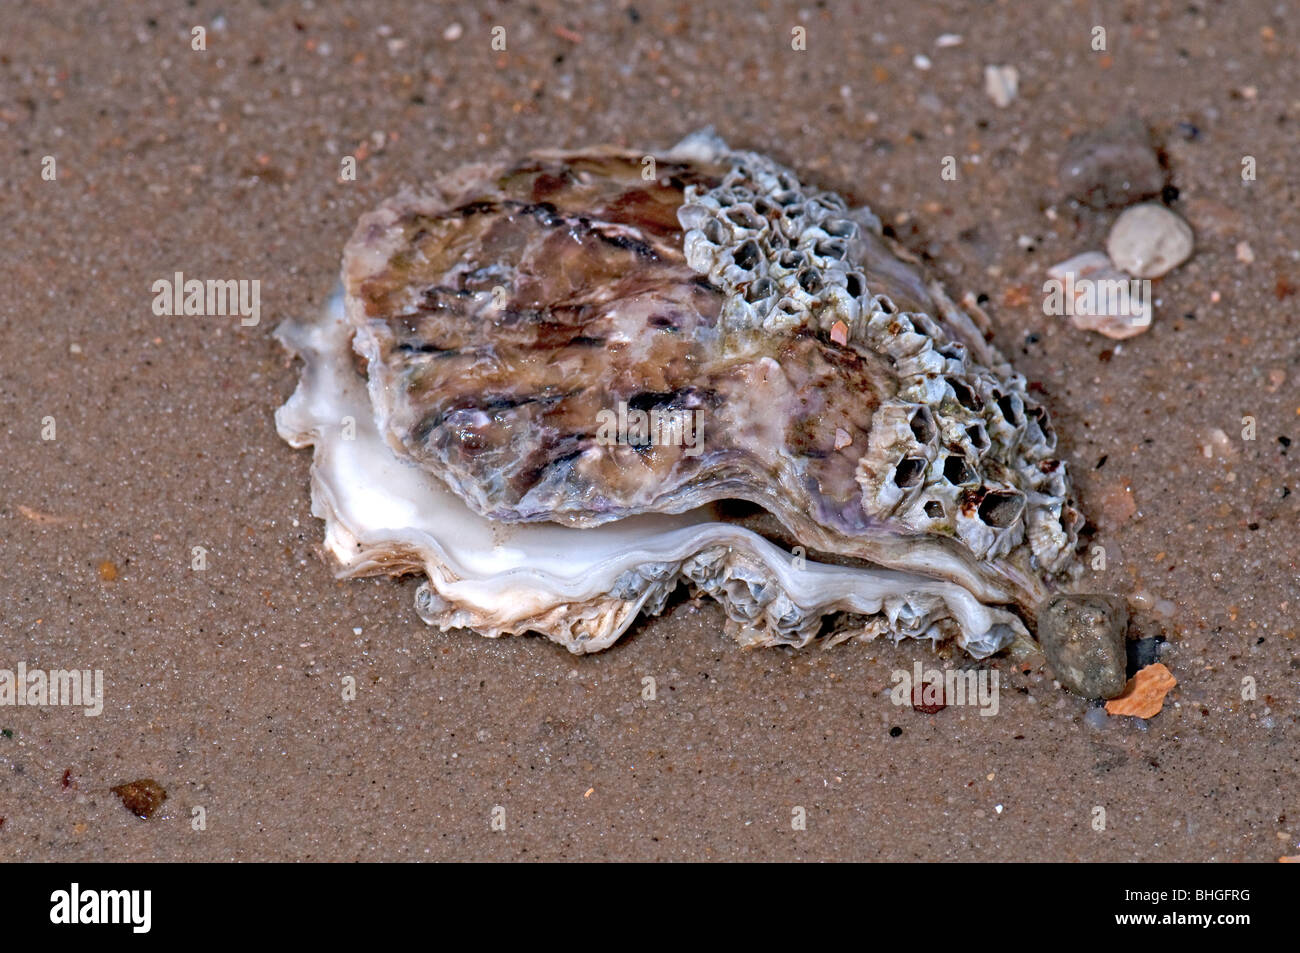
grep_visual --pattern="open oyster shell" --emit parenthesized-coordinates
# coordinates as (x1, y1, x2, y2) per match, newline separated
(276, 131, 1089, 658)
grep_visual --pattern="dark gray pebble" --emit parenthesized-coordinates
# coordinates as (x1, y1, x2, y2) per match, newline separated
(1037, 593, 1129, 699)
(1058, 117, 1165, 209)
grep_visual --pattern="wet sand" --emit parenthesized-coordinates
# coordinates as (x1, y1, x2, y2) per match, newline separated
(1, 0, 1296, 860)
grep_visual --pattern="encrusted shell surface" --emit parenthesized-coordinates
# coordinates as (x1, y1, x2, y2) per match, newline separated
(276, 131, 1089, 657)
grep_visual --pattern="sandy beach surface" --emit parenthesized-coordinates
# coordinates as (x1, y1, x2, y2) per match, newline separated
(1, 0, 1296, 860)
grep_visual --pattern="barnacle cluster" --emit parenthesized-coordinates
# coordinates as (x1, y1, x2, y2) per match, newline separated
(677, 145, 1082, 575)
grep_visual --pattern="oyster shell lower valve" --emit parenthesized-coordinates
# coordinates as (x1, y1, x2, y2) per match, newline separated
(275, 130, 1121, 694)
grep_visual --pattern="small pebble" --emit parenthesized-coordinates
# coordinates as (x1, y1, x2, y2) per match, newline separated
(1126, 635, 1166, 675)
(1123, 624, 1164, 676)
(1106, 203, 1194, 278)
(935, 33, 964, 48)
(983, 65, 1019, 108)
(1130, 590, 1155, 610)
(1037, 593, 1129, 699)
(913, 53, 932, 70)
(110, 778, 167, 819)
(1058, 117, 1164, 209)
(1236, 241, 1255, 264)
(1200, 426, 1234, 459)
(1084, 706, 1110, 729)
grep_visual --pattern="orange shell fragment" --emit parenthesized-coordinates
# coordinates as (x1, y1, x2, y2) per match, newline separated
(1105, 662, 1177, 718)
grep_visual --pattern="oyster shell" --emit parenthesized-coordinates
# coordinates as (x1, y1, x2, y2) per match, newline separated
(276, 131, 1091, 659)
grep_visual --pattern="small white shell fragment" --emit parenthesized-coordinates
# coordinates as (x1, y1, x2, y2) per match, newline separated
(983, 65, 1019, 108)
(1046, 251, 1153, 339)
(935, 33, 964, 47)
(1106, 203, 1194, 278)
(1200, 427, 1235, 459)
